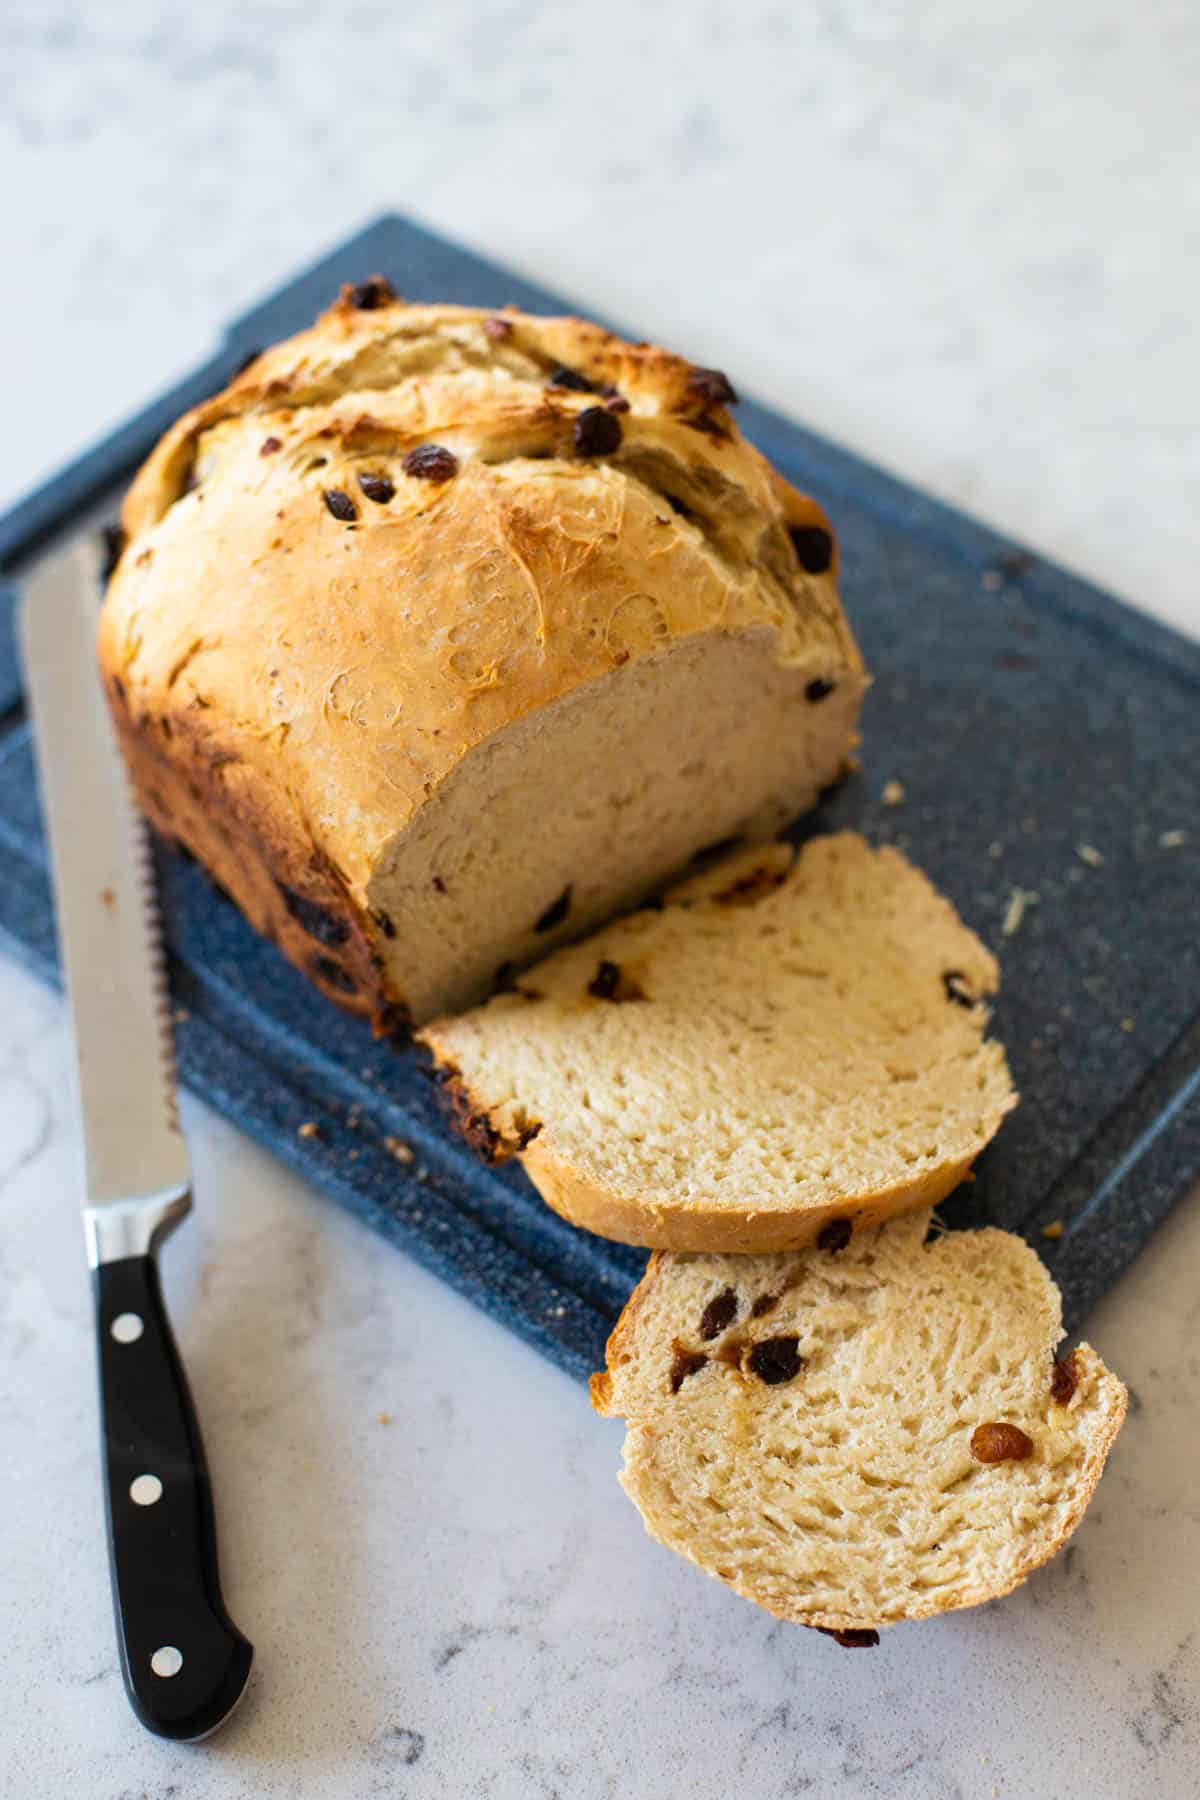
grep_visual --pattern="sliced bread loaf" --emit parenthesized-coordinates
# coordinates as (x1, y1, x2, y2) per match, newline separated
(420, 833, 1016, 1251)
(98, 291, 865, 1028)
(591, 1209, 1126, 1634)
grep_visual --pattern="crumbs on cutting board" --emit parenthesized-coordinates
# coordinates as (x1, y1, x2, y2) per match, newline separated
(385, 1136, 415, 1164)
(1002, 887, 1039, 937)
(297, 1120, 320, 1140)
(881, 778, 906, 807)
(1160, 830, 1186, 849)
(1076, 843, 1104, 867)
(378, 1411, 392, 1426)
(1041, 1220, 1064, 1240)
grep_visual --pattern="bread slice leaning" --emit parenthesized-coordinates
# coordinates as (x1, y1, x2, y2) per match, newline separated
(591, 1210, 1126, 1635)
(419, 833, 1017, 1251)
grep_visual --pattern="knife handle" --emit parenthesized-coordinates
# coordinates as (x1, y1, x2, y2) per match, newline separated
(94, 1254, 253, 1740)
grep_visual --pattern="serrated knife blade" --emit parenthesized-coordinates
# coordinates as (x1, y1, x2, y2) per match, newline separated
(21, 537, 190, 1252)
(19, 536, 253, 1741)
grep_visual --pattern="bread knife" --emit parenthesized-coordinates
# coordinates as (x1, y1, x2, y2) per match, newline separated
(19, 538, 253, 1740)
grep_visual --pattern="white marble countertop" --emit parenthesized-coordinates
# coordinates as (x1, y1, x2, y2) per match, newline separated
(3, 4, 1198, 1795)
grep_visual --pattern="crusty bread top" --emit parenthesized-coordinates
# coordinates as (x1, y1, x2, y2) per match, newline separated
(592, 1211, 1126, 1631)
(98, 287, 861, 899)
(420, 834, 1017, 1250)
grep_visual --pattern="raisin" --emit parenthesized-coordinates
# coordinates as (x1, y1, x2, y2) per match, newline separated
(748, 1337, 803, 1385)
(282, 882, 352, 950)
(942, 970, 978, 1009)
(358, 471, 395, 504)
(260, 435, 283, 456)
(323, 487, 357, 522)
(310, 955, 358, 995)
(817, 1627, 880, 1649)
(547, 364, 596, 393)
(403, 444, 459, 482)
(346, 275, 395, 310)
(534, 885, 573, 932)
(970, 1422, 1034, 1463)
(1051, 1353, 1079, 1405)
(669, 1344, 707, 1394)
(606, 393, 631, 413)
(817, 1218, 852, 1253)
(99, 523, 125, 583)
(805, 677, 836, 704)
(588, 960, 622, 1000)
(790, 524, 834, 574)
(699, 1288, 739, 1340)
(573, 407, 623, 457)
(688, 366, 737, 407)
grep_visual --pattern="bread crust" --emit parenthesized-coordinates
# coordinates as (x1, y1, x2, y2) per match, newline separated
(523, 1136, 989, 1252)
(592, 1247, 1127, 1631)
(98, 291, 864, 1027)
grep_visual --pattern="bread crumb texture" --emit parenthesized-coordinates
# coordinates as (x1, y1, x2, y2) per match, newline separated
(593, 1209, 1126, 1630)
(421, 833, 1016, 1249)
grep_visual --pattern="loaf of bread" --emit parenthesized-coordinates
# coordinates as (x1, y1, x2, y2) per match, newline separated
(97, 281, 865, 1027)
(420, 834, 1016, 1250)
(591, 1209, 1126, 1634)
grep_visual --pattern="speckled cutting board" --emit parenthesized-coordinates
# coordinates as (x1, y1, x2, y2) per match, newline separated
(0, 215, 1196, 1381)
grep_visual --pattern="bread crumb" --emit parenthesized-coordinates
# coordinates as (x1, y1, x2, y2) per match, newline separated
(378, 1411, 392, 1426)
(1002, 888, 1038, 937)
(881, 779, 906, 807)
(1160, 829, 1186, 849)
(298, 1121, 320, 1140)
(100, 887, 116, 907)
(1121, 1017, 1134, 1033)
(384, 1136, 415, 1163)
(988, 841, 1004, 859)
(1041, 1219, 1064, 1240)
(1076, 843, 1104, 868)
(174, 1007, 191, 1024)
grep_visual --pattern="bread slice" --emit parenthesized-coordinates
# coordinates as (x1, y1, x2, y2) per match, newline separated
(420, 833, 1016, 1251)
(591, 1210, 1126, 1634)
(97, 290, 865, 1028)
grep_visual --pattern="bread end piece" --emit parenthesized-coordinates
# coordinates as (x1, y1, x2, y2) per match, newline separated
(592, 1213, 1125, 1633)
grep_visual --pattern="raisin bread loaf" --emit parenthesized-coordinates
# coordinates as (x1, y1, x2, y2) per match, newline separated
(591, 1209, 1126, 1634)
(97, 283, 865, 1028)
(420, 834, 1016, 1250)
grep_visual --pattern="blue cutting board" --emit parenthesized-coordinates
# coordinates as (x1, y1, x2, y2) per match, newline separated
(0, 215, 1196, 1381)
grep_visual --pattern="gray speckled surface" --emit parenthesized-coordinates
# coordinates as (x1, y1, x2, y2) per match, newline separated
(2, 4, 1199, 1796)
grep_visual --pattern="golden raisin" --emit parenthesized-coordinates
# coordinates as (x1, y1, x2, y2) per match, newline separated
(1050, 1353, 1079, 1405)
(970, 1422, 1034, 1463)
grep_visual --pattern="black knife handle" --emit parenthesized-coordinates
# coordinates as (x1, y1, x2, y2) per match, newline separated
(94, 1255, 253, 1740)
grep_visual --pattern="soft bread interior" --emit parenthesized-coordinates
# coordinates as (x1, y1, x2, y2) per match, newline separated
(371, 633, 859, 1020)
(593, 1211, 1126, 1629)
(420, 833, 1016, 1244)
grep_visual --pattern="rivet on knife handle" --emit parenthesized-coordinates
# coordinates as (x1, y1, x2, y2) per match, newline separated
(95, 1251, 254, 1740)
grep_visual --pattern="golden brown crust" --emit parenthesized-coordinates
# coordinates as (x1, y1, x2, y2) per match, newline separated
(518, 1135, 993, 1253)
(98, 293, 862, 1027)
